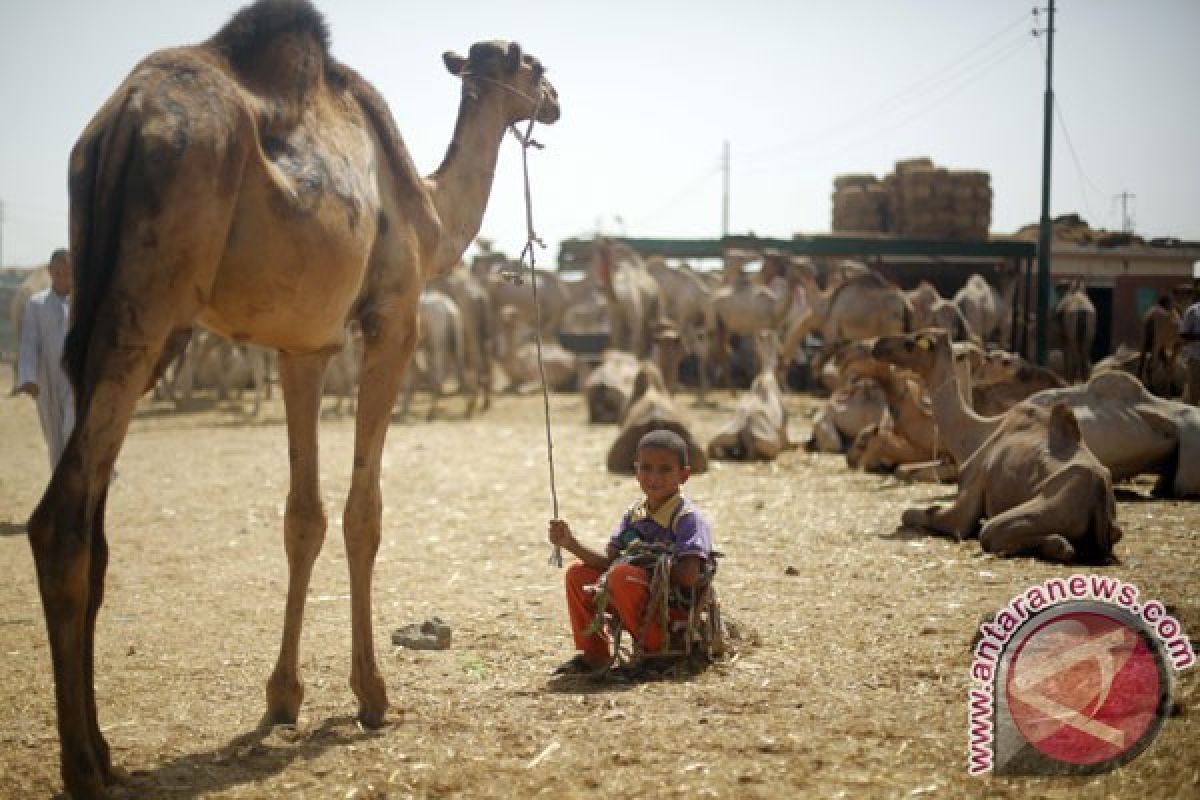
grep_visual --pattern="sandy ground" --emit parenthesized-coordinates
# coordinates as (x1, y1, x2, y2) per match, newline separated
(0, 386, 1196, 799)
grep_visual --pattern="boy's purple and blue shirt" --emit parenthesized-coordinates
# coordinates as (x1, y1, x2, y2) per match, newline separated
(608, 492, 713, 561)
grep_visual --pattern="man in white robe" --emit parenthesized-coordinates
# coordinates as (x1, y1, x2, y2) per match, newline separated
(16, 249, 75, 469)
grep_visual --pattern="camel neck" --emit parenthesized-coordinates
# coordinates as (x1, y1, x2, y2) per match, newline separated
(926, 356, 999, 464)
(426, 87, 510, 276)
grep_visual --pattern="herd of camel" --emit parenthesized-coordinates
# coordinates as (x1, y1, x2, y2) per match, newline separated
(11, 1, 1198, 796)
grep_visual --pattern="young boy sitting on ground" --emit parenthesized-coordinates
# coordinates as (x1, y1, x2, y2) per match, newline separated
(548, 429, 715, 675)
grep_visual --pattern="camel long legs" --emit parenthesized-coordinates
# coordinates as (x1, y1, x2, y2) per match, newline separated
(28, 334, 167, 798)
(344, 306, 420, 727)
(264, 350, 333, 725)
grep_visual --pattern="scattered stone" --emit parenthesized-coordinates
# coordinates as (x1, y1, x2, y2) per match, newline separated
(391, 616, 452, 650)
(784, 566, 799, 576)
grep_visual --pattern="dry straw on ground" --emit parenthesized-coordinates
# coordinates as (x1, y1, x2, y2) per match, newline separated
(0, 389, 1196, 798)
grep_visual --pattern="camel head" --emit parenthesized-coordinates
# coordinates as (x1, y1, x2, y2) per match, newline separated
(444, 41, 560, 126)
(871, 328, 951, 378)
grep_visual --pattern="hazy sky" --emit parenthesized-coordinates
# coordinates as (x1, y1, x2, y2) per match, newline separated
(1, 0, 1198, 268)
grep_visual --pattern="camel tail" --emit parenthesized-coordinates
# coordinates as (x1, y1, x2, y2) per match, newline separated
(63, 91, 141, 399)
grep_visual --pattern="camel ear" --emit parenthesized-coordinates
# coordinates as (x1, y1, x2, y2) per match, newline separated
(1048, 402, 1082, 446)
(443, 51, 468, 75)
(505, 42, 522, 74)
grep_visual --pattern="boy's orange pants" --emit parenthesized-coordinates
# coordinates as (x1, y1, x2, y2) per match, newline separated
(566, 561, 681, 662)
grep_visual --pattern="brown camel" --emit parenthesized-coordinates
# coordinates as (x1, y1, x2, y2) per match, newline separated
(1053, 280, 1097, 383)
(606, 361, 708, 474)
(1139, 298, 1183, 397)
(900, 401, 1121, 564)
(706, 252, 798, 394)
(707, 330, 794, 461)
(431, 263, 494, 415)
(907, 280, 974, 342)
(971, 349, 1066, 416)
(26, 3, 560, 796)
(873, 329, 1200, 497)
(592, 239, 663, 359)
(953, 272, 1016, 347)
(497, 304, 576, 393)
(583, 348, 639, 423)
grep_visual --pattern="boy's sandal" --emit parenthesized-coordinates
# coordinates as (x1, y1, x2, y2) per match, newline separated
(552, 654, 604, 676)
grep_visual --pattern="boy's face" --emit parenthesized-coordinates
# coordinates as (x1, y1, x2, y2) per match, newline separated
(634, 446, 690, 507)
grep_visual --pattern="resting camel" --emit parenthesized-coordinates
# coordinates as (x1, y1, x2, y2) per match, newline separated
(583, 348, 639, 424)
(706, 252, 798, 393)
(707, 330, 794, 460)
(907, 281, 973, 342)
(607, 361, 708, 474)
(873, 329, 1200, 497)
(1053, 280, 1096, 383)
(497, 304, 576, 393)
(900, 401, 1121, 564)
(26, 3, 560, 795)
(971, 349, 1066, 416)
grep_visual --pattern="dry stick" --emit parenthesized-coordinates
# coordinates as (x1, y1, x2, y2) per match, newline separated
(506, 98, 563, 568)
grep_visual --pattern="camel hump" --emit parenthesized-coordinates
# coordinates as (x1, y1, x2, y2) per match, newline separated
(1086, 369, 1149, 403)
(209, 0, 331, 91)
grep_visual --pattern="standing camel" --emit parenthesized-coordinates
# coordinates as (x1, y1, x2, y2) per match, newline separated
(26, 2, 560, 796)
(1054, 280, 1097, 383)
(592, 239, 663, 359)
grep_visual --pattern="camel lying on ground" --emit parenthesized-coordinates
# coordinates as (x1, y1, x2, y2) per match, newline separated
(25, 2, 560, 795)
(874, 329, 1200, 497)
(607, 361, 708, 473)
(583, 348, 639, 424)
(970, 349, 1066, 415)
(707, 330, 794, 461)
(900, 401, 1122, 564)
(497, 305, 576, 393)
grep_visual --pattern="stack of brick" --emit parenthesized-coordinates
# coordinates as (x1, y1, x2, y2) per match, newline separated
(832, 157, 992, 240)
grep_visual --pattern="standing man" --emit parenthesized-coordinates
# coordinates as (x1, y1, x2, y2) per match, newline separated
(16, 248, 75, 468)
(1181, 278, 1200, 406)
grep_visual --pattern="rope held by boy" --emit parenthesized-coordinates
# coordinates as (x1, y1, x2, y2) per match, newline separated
(501, 95, 563, 568)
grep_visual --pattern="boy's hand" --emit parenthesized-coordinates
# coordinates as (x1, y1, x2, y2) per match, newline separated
(547, 519, 575, 551)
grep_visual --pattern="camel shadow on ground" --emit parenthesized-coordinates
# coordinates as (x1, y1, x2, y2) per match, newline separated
(0, 520, 27, 536)
(90, 715, 377, 800)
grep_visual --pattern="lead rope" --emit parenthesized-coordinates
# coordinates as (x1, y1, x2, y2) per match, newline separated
(501, 95, 563, 568)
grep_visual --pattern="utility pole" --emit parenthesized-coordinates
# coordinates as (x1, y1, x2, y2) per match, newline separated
(1115, 191, 1136, 232)
(0, 198, 5, 267)
(721, 140, 730, 238)
(1034, 0, 1056, 366)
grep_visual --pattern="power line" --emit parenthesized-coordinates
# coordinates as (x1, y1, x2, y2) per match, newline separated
(741, 10, 1034, 167)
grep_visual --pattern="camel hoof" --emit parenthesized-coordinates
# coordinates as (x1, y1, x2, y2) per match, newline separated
(357, 702, 389, 730)
(64, 771, 109, 800)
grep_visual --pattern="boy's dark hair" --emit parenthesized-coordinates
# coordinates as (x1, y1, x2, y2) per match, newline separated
(49, 248, 69, 264)
(636, 429, 689, 467)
